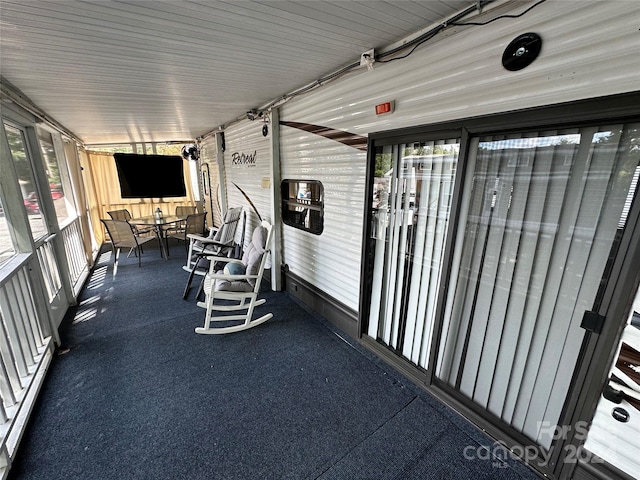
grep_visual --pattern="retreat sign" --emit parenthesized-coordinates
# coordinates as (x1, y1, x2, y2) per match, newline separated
(231, 150, 257, 168)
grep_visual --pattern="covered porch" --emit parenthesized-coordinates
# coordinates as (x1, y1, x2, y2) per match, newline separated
(8, 244, 538, 479)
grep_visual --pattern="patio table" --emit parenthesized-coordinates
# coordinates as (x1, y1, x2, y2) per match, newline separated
(129, 215, 187, 259)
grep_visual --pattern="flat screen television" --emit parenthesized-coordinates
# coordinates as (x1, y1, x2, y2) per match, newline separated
(114, 153, 187, 198)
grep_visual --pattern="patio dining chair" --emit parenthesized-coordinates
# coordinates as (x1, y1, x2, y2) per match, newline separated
(101, 219, 156, 267)
(169, 205, 198, 232)
(165, 213, 206, 253)
(107, 209, 131, 221)
(107, 208, 154, 236)
(176, 205, 197, 216)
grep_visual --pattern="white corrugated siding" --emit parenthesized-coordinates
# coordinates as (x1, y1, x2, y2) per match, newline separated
(280, 0, 640, 312)
(279, 128, 366, 310)
(222, 120, 272, 246)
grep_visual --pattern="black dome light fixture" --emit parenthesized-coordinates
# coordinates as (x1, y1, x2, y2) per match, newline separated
(502, 32, 542, 71)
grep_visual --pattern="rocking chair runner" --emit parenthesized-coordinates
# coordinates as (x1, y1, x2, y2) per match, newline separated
(195, 220, 273, 334)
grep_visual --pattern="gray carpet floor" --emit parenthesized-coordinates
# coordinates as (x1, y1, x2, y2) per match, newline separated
(8, 243, 541, 479)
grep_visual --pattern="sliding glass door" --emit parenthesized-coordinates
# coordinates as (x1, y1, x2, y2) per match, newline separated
(366, 138, 459, 369)
(436, 123, 640, 449)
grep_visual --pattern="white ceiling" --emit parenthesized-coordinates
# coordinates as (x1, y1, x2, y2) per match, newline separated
(0, 0, 478, 145)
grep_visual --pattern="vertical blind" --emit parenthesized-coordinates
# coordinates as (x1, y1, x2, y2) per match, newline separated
(368, 139, 459, 369)
(436, 123, 640, 448)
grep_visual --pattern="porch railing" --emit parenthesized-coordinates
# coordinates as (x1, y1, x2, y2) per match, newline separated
(60, 219, 90, 296)
(0, 255, 55, 479)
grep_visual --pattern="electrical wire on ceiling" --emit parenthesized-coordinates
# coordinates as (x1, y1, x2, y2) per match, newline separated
(376, 0, 546, 64)
(375, 29, 442, 64)
(213, 0, 548, 134)
(253, 60, 361, 117)
(447, 0, 547, 26)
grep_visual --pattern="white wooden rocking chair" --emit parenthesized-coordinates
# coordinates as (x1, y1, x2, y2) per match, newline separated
(195, 220, 273, 334)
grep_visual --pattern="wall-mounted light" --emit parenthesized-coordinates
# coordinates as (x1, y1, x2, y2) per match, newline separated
(502, 33, 542, 71)
(246, 109, 258, 121)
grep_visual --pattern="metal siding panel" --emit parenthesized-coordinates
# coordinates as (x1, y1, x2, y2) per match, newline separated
(279, 0, 640, 313)
(280, 126, 365, 311)
(282, 1, 640, 135)
(223, 120, 272, 244)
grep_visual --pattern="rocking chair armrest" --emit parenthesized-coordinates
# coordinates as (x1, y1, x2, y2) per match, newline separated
(187, 234, 233, 248)
(205, 272, 259, 281)
(187, 233, 210, 242)
(192, 252, 235, 264)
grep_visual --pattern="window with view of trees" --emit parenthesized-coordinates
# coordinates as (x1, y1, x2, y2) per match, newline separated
(37, 127, 75, 226)
(3, 123, 47, 239)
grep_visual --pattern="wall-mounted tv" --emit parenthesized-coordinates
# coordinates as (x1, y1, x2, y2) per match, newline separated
(114, 153, 187, 198)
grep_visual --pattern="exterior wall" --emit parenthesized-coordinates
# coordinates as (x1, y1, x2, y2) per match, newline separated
(279, 0, 640, 312)
(222, 119, 273, 247)
(279, 126, 365, 310)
